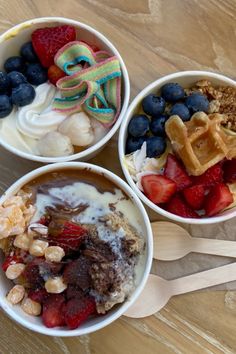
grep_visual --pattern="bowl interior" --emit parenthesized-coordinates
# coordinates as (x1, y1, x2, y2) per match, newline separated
(119, 71, 236, 224)
(0, 18, 129, 163)
(0, 162, 151, 336)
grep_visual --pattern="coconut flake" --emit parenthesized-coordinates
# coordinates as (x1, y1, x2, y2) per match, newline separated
(133, 142, 147, 172)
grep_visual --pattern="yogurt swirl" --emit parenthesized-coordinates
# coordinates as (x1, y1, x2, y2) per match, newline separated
(16, 83, 67, 139)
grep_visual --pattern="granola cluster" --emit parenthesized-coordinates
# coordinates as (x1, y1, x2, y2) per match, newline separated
(186, 80, 236, 131)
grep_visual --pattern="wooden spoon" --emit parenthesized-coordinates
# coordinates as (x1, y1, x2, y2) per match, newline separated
(152, 221, 236, 260)
(124, 262, 236, 318)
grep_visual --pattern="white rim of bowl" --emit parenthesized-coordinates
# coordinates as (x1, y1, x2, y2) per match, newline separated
(0, 17, 130, 163)
(0, 162, 153, 336)
(118, 70, 236, 225)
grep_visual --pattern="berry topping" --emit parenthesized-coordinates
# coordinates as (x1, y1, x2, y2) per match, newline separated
(42, 294, 66, 328)
(170, 103, 190, 121)
(32, 25, 76, 67)
(183, 184, 206, 210)
(204, 183, 233, 216)
(28, 288, 50, 304)
(150, 115, 168, 136)
(63, 257, 92, 291)
(25, 63, 48, 86)
(4, 56, 25, 73)
(23, 258, 45, 288)
(126, 136, 146, 154)
(166, 194, 199, 218)
(48, 65, 66, 86)
(141, 174, 177, 204)
(192, 163, 223, 187)
(11, 83, 35, 107)
(146, 136, 166, 158)
(64, 296, 96, 329)
(7, 71, 27, 88)
(185, 93, 209, 113)
(0, 71, 11, 94)
(20, 41, 38, 63)
(223, 159, 236, 183)
(164, 154, 192, 191)
(142, 94, 166, 116)
(161, 82, 185, 102)
(128, 114, 150, 137)
(0, 95, 13, 118)
(2, 254, 22, 272)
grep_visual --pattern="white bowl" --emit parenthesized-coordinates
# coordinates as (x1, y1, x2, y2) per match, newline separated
(118, 70, 236, 225)
(0, 17, 130, 163)
(0, 162, 152, 336)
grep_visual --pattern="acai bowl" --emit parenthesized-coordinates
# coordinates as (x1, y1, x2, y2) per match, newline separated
(0, 17, 130, 162)
(119, 71, 236, 224)
(0, 162, 152, 336)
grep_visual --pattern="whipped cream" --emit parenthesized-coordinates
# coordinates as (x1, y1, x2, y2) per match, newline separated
(16, 83, 67, 139)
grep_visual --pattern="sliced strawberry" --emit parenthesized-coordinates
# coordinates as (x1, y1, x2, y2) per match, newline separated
(166, 194, 199, 218)
(204, 183, 233, 216)
(32, 25, 76, 67)
(192, 163, 223, 187)
(28, 288, 50, 304)
(49, 221, 88, 254)
(2, 254, 22, 272)
(183, 184, 206, 210)
(64, 296, 96, 329)
(141, 174, 177, 204)
(42, 294, 66, 328)
(223, 159, 236, 183)
(48, 65, 66, 85)
(164, 154, 192, 191)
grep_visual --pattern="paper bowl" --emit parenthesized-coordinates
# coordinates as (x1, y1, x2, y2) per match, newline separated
(118, 70, 236, 224)
(0, 17, 130, 163)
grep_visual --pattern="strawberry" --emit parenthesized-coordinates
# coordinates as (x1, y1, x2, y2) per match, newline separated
(42, 294, 66, 328)
(192, 163, 223, 187)
(48, 221, 88, 253)
(183, 184, 206, 210)
(223, 159, 236, 183)
(2, 254, 22, 272)
(48, 65, 66, 85)
(141, 174, 177, 204)
(32, 25, 76, 67)
(28, 288, 50, 304)
(164, 154, 192, 191)
(64, 296, 96, 329)
(166, 194, 199, 218)
(204, 183, 233, 216)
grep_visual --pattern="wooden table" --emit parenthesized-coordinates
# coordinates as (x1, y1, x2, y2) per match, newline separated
(0, 1, 236, 353)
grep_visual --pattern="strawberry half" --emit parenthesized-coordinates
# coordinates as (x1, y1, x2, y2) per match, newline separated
(141, 174, 177, 204)
(204, 183, 233, 216)
(166, 194, 199, 218)
(192, 163, 223, 187)
(183, 184, 206, 210)
(42, 294, 66, 328)
(223, 159, 236, 183)
(164, 154, 192, 191)
(32, 25, 76, 67)
(48, 65, 66, 86)
(49, 221, 88, 254)
(64, 296, 96, 329)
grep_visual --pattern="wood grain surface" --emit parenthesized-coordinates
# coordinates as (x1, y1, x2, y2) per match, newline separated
(0, 0, 236, 353)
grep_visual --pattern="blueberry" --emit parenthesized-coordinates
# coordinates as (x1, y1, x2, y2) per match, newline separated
(25, 63, 48, 85)
(146, 136, 166, 158)
(128, 114, 150, 137)
(20, 42, 38, 63)
(161, 82, 185, 102)
(126, 136, 146, 154)
(142, 94, 165, 116)
(7, 71, 27, 88)
(185, 93, 209, 113)
(170, 103, 190, 121)
(4, 56, 25, 73)
(0, 95, 13, 118)
(150, 115, 168, 136)
(11, 83, 35, 107)
(0, 71, 11, 95)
